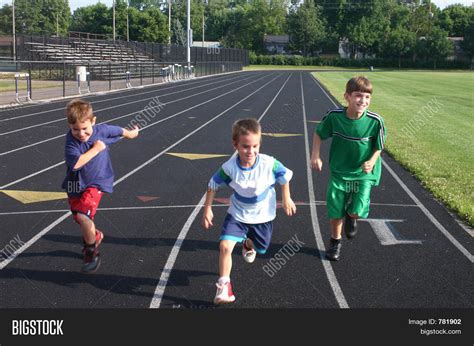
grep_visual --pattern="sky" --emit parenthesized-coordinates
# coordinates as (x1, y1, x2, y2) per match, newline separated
(0, 0, 472, 12)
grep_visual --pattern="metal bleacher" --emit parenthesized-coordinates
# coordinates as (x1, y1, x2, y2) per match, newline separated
(23, 38, 158, 80)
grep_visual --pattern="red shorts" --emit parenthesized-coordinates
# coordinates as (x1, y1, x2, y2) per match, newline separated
(68, 187, 103, 223)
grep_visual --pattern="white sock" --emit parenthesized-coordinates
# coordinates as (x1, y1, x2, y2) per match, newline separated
(218, 276, 230, 285)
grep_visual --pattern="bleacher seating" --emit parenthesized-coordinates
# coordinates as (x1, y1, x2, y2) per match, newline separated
(24, 40, 157, 79)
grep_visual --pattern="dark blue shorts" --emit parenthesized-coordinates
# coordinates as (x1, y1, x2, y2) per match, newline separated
(220, 213, 273, 254)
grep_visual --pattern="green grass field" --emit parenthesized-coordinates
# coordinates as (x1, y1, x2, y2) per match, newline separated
(244, 65, 369, 71)
(0, 80, 59, 92)
(312, 71, 474, 226)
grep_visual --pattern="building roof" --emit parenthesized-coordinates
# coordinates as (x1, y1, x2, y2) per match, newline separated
(263, 35, 289, 44)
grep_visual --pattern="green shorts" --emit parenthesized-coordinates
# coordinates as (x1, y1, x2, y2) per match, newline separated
(326, 177, 374, 219)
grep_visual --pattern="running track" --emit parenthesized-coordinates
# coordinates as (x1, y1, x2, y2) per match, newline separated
(0, 71, 472, 310)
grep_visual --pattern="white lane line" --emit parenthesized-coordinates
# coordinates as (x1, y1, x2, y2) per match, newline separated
(0, 73, 248, 136)
(0, 73, 282, 272)
(0, 213, 71, 270)
(382, 161, 473, 262)
(149, 195, 206, 309)
(0, 74, 254, 139)
(149, 73, 293, 308)
(301, 73, 349, 309)
(0, 72, 241, 122)
(0, 202, 420, 216)
(0, 74, 269, 189)
(309, 73, 473, 263)
(0, 161, 65, 190)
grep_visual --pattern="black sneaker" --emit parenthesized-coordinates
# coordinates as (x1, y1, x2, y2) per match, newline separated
(344, 214, 357, 239)
(326, 238, 341, 261)
(82, 245, 101, 273)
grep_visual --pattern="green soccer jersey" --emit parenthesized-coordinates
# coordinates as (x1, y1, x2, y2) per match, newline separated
(316, 108, 386, 185)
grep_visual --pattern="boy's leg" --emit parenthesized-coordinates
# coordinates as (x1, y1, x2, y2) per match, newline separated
(75, 213, 96, 245)
(326, 177, 347, 261)
(214, 214, 246, 304)
(218, 240, 237, 278)
(214, 240, 237, 304)
(326, 218, 343, 261)
(345, 181, 373, 238)
(68, 188, 103, 273)
(244, 221, 272, 263)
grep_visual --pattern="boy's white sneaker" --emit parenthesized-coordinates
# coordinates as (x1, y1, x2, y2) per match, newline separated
(242, 241, 257, 263)
(214, 281, 236, 305)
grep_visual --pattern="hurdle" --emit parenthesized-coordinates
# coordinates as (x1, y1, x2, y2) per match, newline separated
(184, 65, 194, 79)
(161, 66, 171, 83)
(14, 72, 32, 104)
(174, 64, 182, 81)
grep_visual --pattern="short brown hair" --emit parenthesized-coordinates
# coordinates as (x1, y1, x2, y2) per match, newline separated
(232, 118, 261, 144)
(66, 99, 94, 124)
(345, 76, 372, 95)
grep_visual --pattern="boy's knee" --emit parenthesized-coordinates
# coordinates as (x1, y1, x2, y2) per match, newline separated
(219, 241, 234, 255)
(74, 212, 90, 224)
(348, 213, 359, 219)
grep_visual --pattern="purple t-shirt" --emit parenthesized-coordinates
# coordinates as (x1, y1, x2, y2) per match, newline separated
(62, 124, 124, 196)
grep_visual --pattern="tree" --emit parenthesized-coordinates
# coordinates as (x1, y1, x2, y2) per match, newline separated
(70, 3, 112, 36)
(382, 26, 416, 67)
(128, 7, 169, 43)
(4, 0, 71, 36)
(287, 0, 326, 56)
(462, 17, 474, 59)
(0, 5, 13, 35)
(439, 4, 474, 37)
(417, 26, 453, 68)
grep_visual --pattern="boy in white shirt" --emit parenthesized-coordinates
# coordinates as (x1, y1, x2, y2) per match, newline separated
(201, 118, 296, 305)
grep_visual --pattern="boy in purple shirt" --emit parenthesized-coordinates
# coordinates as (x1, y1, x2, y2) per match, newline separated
(62, 99, 139, 273)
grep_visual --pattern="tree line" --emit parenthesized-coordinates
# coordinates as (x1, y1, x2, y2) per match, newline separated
(0, 0, 473, 61)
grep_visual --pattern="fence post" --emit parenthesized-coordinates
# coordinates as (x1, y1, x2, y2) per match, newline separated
(28, 62, 32, 99)
(63, 61, 66, 97)
(109, 62, 112, 91)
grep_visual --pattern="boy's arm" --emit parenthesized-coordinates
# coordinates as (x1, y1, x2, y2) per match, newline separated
(201, 188, 216, 229)
(281, 182, 296, 216)
(122, 126, 139, 139)
(310, 134, 323, 171)
(73, 140, 106, 170)
(362, 149, 382, 173)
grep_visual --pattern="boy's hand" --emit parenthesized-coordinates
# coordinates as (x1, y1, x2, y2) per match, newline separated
(92, 140, 106, 153)
(201, 208, 214, 229)
(311, 157, 323, 171)
(282, 197, 296, 216)
(125, 126, 139, 139)
(362, 159, 375, 173)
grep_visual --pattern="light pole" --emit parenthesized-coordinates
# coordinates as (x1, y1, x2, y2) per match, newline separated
(187, 0, 190, 68)
(113, 0, 116, 41)
(126, 0, 129, 41)
(168, 0, 171, 44)
(12, 0, 16, 62)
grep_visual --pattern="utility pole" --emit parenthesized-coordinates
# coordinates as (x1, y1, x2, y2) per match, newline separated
(12, 0, 16, 62)
(168, 0, 171, 44)
(113, 0, 116, 41)
(126, 0, 129, 41)
(187, 0, 190, 68)
(56, 13, 59, 37)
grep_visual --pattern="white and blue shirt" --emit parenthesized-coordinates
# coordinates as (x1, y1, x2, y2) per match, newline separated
(209, 153, 293, 224)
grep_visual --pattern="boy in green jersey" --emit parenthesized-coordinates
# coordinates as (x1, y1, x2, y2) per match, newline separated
(310, 76, 386, 261)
